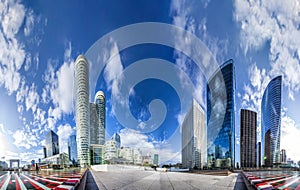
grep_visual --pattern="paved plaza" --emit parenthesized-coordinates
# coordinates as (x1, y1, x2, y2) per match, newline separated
(90, 169, 247, 190)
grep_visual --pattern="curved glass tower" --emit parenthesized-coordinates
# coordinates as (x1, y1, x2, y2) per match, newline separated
(95, 91, 106, 145)
(261, 76, 282, 167)
(75, 55, 90, 167)
(207, 59, 235, 169)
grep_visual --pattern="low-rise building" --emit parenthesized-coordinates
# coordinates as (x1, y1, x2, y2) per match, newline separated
(41, 152, 69, 169)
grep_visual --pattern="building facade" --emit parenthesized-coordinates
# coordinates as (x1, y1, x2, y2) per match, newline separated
(104, 139, 118, 162)
(95, 91, 106, 145)
(207, 59, 235, 169)
(182, 99, 206, 169)
(45, 130, 59, 157)
(90, 144, 104, 165)
(240, 109, 257, 168)
(90, 102, 99, 145)
(75, 55, 90, 167)
(261, 76, 282, 167)
(68, 135, 78, 165)
(280, 149, 287, 164)
(41, 153, 69, 169)
(111, 133, 121, 148)
(153, 154, 159, 165)
(258, 142, 261, 168)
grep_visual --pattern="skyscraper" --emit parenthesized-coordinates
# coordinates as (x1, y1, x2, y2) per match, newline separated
(95, 91, 106, 145)
(68, 135, 78, 165)
(182, 99, 206, 169)
(261, 76, 282, 167)
(90, 102, 99, 145)
(258, 142, 261, 168)
(207, 59, 235, 169)
(240, 109, 257, 168)
(280, 149, 287, 164)
(111, 133, 121, 148)
(75, 55, 90, 167)
(45, 130, 59, 157)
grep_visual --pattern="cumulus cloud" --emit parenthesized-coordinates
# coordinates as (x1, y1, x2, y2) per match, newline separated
(234, 0, 300, 100)
(119, 128, 181, 164)
(57, 124, 74, 154)
(25, 83, 39, 113)
(43, 43, 75, 119)
(13, 129, 38, 149)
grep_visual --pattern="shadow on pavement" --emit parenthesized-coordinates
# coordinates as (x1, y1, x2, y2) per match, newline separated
(84, 170, 99, 190)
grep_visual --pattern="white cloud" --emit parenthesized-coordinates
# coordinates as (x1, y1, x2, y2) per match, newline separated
(24, 9, 34, 36)
(102, 39, 126, 116)
(25, 83, 39, 113)
(43, 43, 75, 119)
(1, 1, 25, 39)
(281, 113, 300, 161)
(234, 0, 300, 100)
(13, 129, 37, 149)
(119, 128, 181, 164)
(0, 0, 27, 95)
(57, 124, 74, 154)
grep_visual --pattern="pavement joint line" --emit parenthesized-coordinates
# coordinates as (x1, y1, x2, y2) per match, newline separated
(90, 169, 108, 190)
(166, 172, 175, 190)
(0, 172, 10, 190)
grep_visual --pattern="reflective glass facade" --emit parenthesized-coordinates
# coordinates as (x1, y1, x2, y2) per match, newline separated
(45, 130, 59, 157)
(207, 59, 235, 169)
(111, 133, 121, 148)
(261, 76, 282, 167)
(95, 91, 106, 145)
(68, 135, 78, 165)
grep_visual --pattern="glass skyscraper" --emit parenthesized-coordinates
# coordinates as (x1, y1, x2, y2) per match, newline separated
(95, 91, 106, 145)
(207, 59, 235, 169)
(89, 102, 99, 145)
(261, 76, 282, 167)
(68, 135, 78, 165)
(111, 133, 121, 148)
(45, 130, 59, 157)
(75, 55, 90, 167)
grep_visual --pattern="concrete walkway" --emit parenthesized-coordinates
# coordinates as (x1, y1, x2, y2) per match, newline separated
(90, 169, 245, 190)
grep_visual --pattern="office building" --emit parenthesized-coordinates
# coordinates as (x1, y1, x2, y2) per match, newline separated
(182, 99, 206, 169)
(90, 102, 99, 144)
(41, 153, 69, 169)
(104, 139, 118, 162)
(153, 154, 159, 165)
(90, 144, 104, 165)
(45, 130, 59, 157)
(261, 76, 282, 167)
(95, 91, 106, 145)
(111, 133, 121, 148)
(280, 149, 287, 164)
(75, 55, 90, 167)
(240, 109, 257, 168)
(258, 142, 261, 167)
(68, 135, 78, 165)
(207, 59, 235, 169)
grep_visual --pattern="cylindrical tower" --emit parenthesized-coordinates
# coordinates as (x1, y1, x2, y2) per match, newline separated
(95, 90, 106, 145)
(74, 55, 90, 167)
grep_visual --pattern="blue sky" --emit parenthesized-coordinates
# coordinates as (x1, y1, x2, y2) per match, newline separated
(0, 0, 300, 165)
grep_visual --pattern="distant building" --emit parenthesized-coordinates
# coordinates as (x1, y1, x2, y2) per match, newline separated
(45, 130, 59, 157)
(142, 155, 153, 165)
(261, 76, 282, 167)
(240, 109, 257, 168)
(90, 144, 104, 165)
(90, 102, 99, 144)
(41, 152, 69, 169)
(104, 139, 118, 162)
(258, 142, 261, 167)
(0, 161, 8, 170)
(280, 149, 287, 164)
(182, 99, 206, 169)
(119, 147, 134, 163)
(207, 59, 235, 169)
(153, 154, 159, 165)
(133, 149, 142, 165)
(68, 135, 78, 165)
(75, 55, 90, 167)
(95, 91, 106, 145)
(111, 133, 121, 148)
